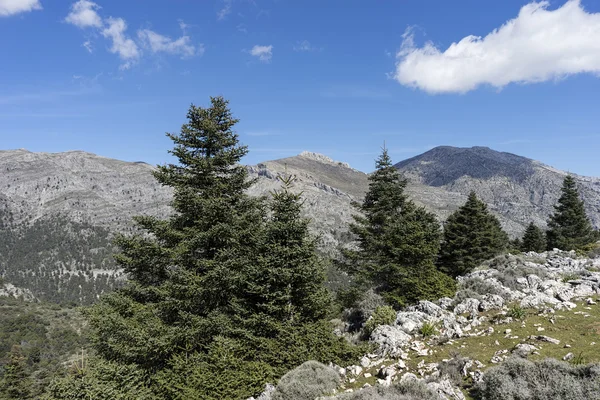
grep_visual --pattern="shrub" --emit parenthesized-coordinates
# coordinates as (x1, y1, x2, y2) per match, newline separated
(363, 306, 397, 338)
(419, 322, 438, 338)
(334, 378, 438, 399)
(476, 357, 600, 400)
(342, 289, 387, 333)
(507, 305, 526, 320)
(437, 353, 469, 386)
(562, 273, 581, 283)
(271, 361, 340, 400)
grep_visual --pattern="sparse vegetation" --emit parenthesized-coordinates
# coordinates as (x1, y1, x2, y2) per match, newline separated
(272, 361, 340, 400)
(507, 304, 526, 320)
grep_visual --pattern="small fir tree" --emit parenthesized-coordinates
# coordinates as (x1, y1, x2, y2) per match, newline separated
(342, 147, 455, 309)
(521, 222, 546, 253)
(0, 345, 32, 399)
(546, 175, 598, 251)
(438, 192, 508, 277)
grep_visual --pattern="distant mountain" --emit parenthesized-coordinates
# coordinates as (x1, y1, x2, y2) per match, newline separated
(0, 146, 599, 303)
(394, 146, 600, 232)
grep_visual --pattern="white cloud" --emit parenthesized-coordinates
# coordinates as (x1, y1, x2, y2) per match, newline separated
(101, 17, 140, 70)
(395, 0, 600, 94)
(137, 29, 201, 58)
(0, 0, 41, 17)
(293, 40, 318, 52)
(217, 0, 232, 20)
(65, 0, 102, 28)
(82, 40, 93, 53)
(250, 44, 272, 62)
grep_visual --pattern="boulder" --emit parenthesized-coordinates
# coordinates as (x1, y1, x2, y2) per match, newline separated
(370, 325, 412, 356)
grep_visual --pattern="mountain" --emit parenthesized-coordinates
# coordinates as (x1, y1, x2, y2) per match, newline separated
(0, 146, 599, 304)
(394, 146, 600, 233)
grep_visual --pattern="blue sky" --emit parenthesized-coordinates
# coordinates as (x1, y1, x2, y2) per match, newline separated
(1, 0, 600, 175)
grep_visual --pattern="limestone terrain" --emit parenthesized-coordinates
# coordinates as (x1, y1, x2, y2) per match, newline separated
(1, 147, 600, 303)
(251, 250, 600, 399)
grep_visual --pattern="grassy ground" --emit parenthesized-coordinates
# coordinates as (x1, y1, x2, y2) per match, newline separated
(341, 296, 600, 396)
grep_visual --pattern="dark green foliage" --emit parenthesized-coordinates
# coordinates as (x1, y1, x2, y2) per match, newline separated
(271, 361, 340, 400)
(520, 222, 546, 253)
(0, 345, 32, 399)
(363, 305, 397, 337)
(0, 298, 86, 398)
(546, 175, 598, 251)
(476, 357, 600, 400)
(438, 192, 509, 277)
(342, 148, 455, 309)
(53, 97, 359, 399)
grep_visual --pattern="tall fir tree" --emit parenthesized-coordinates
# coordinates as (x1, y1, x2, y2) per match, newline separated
(342, 148, 455, 309)
(521, 222, 546, 253)
(546, 175, 598, 251)
(49, 97, 359, 400)
(438, 191, 508, 277)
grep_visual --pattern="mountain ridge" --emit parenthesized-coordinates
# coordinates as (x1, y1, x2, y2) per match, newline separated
(0, 145, 599, 303)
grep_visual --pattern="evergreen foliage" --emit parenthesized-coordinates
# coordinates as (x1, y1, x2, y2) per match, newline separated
(520, 222, 546, 253)
(51, 97, 359, 399)
(0, 345, 32, 399)
(546, 175, 598, 251)
(342, 148, 455, 309)
(438, 192, 509, 277)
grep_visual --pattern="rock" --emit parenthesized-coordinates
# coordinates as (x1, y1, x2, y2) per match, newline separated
(348, 365, 363, 376)
(527, 274, 543, 290)
(360, 356, 370, 368)
(409, 300, 444, 317)
(563, 352, 575, 361)
(427, 378, 466, 400)
(520, 293, 560, 308)
(439, 297, 454, 310)
(454, 298, 481, 316)
(479, 294, 504, 311)
(587, 298, 597, 305)
(364, 373, 372, 378)
(370, 325, 412, 356)
(512, 343, 538, 357)
(400, 372, 419, 383)
(531, 335, 561, 345)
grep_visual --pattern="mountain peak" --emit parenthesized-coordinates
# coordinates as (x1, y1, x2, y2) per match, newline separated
(298, 151, 352, 169)
(395, 146, 535, 187)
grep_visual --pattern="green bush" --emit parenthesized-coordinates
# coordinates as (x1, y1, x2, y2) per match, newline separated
(271, 361, 340, 400)
(476, 357, 600, 400)
(507, 305, 526, 320)
(419, 322, 438, 338)
(363, 306, 397, 338)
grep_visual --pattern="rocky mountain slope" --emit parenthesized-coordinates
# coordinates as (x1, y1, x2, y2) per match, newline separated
(1, 147, 599, 303)
(395, 146, 600, 232)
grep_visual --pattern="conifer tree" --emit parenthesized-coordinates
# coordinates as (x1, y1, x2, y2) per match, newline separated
(521, 222, 546, 253)
(438, 192, 508, 277)
(244, 171, 331, 331)
(0, 345, 32, 399)
(546, 175, 598, 251)
(52, 97, 360, 400)
(342, 148, 455, 309)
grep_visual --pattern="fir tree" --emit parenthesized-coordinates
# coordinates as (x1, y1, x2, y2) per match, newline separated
(546, 175, 598, 251)
(438, 192, 508, 277)
(521, 222, 546, 253)
(342, 148, 455, 309)
(244, 171, 331, 331)
(0, 345, 32, 399)
(53, 97, 360, 399)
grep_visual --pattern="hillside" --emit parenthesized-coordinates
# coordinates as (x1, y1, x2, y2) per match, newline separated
(1, 147, 599, 303)
(395, 146, 600, 232)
